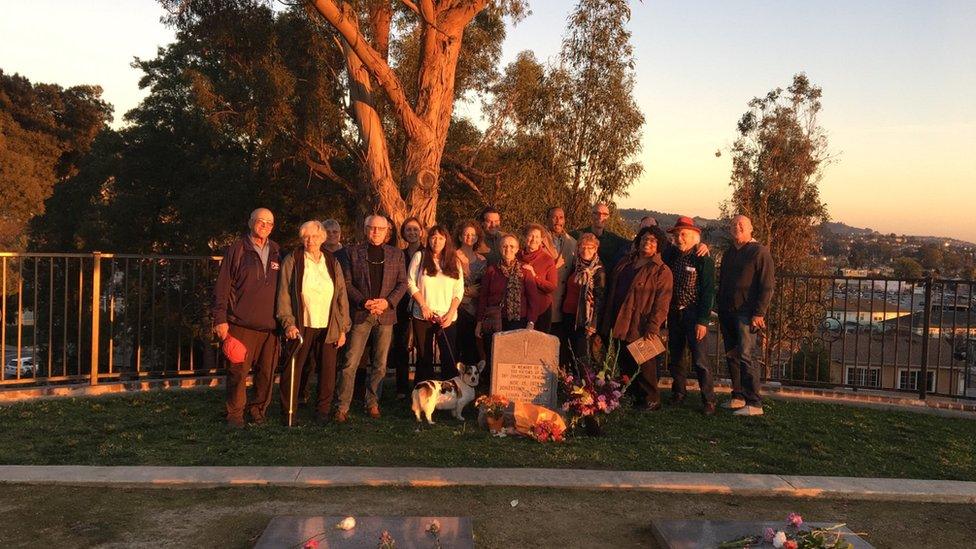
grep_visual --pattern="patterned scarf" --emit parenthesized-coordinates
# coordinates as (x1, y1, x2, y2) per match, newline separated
(573, 255, 602, 328)
(500, 259, 524, 321)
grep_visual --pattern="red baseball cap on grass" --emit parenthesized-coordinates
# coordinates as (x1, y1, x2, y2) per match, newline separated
(222, 335, 247, 364)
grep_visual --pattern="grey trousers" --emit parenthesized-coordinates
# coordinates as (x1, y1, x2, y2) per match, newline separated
(336, 315, 394, 412)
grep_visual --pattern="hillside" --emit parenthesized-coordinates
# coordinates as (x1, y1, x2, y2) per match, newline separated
(618, 209, 974, 247)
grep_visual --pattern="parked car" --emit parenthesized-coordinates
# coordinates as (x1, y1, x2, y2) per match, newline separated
(4, 356, 37, 377)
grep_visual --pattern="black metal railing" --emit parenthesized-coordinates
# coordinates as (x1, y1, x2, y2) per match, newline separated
(2, 252, 973, 400)
(695, 274, 974, 400)
(1, 252, 222, 386)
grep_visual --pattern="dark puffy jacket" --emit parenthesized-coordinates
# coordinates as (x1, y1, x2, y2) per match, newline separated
(212, 236, 280, 331)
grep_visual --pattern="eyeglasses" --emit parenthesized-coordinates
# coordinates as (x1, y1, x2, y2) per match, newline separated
(366, 226, 388, 232)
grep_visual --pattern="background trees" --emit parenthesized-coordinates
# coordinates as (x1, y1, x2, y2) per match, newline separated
(0, 70, 111, 250)
(721, 73, 831, 273)
(23, 0, 645, 253)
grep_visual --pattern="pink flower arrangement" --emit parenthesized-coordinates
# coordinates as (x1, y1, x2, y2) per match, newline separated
(530, 419, 566, 442)
(559, 341, 633, 429)
(719, 513, 854, 548)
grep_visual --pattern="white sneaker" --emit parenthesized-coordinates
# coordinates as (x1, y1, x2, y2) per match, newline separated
(733, 405, 764, 416)
(721, 398, 746, 410)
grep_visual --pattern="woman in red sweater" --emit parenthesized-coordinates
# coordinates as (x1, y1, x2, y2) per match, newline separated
(476, 234, 544, 374)
(516, 223, 557, 333)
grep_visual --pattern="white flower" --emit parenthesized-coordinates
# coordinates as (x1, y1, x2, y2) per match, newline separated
(772, 531, 787, 548)
(336, 516, 356, 530)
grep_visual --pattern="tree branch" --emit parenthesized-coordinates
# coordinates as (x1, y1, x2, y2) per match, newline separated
(399, 0, 420, 14)
(310, 0, 431, 142)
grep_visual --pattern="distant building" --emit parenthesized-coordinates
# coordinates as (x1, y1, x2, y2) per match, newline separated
(826, 298, 908, 328)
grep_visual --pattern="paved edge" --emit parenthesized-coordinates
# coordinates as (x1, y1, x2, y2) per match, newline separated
(0, 466, 973, 504)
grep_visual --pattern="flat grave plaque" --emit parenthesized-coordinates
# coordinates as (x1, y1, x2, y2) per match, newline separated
(490, 329, 560, 409)
(254, 516, 473, 548)
(651, 520, 874, 549)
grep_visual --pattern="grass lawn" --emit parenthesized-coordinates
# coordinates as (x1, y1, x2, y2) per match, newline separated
(0, 387, 974, 480)
(1, 484, 975, 548)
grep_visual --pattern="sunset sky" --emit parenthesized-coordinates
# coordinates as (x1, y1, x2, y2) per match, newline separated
(2, 1, 973, 241)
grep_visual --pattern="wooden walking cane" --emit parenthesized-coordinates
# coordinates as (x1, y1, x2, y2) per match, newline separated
(286, 333, 304, 428)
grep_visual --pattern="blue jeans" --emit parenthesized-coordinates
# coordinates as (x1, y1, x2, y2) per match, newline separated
(337, 315, 393, 412)
(718, 313, 762, 406)
(668, 309, 716, 404)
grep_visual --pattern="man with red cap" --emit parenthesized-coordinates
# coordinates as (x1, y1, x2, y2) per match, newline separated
(664, 216, 717, 415)
(213, 208, 281, 428)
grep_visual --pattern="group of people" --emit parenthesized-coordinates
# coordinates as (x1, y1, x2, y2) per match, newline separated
(212, 203, 775, 428)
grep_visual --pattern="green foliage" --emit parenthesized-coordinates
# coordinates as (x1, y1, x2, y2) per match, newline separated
(463, 0, 645, 230)
(916, 243, 944, 273)
(892, 256, 924, 279)
(27, 0, 643, 252)
(32, 2, 355, 254)
(786, 342, 832, 384)
(0, 70, 111, 250)
(555, 0, 644, 225)
(722, 73, 831, 273)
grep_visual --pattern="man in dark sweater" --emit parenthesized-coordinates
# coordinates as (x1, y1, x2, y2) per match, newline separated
(572, 203, 630, 270)
(664, 217, 717, 415)
(336, 215, 408, 422)
(212, 208, 281, 428)
(716, 215, 775, 416)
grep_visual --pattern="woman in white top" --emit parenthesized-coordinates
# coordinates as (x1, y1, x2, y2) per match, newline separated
(408, 224, 464, 383)
(276, 220, 350, 424)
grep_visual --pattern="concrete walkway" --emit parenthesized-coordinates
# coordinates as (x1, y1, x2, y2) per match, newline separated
(1, 465, 973, 503)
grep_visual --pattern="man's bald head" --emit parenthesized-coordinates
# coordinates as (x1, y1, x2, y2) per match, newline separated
(730, 215, 754, 246)
(248, 208, 275, 240)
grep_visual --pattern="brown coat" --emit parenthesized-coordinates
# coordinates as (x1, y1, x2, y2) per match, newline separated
(602, 253, 674, 342)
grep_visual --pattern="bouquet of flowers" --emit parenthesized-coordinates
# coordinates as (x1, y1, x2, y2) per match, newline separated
(719, 513, 857, 549)
(530, 418, 566, 442)
(559, 339, 633, 430)
(475, 394, 510, 418)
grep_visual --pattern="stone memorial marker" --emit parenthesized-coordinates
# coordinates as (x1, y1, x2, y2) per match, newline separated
(490, 329, 560, 409)
(254, 516, 473, 548)
(650, 519, 875, 549)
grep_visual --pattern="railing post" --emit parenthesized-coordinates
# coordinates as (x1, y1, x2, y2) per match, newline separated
(919, 275, 933, 400)
(90, 252, 102, 385)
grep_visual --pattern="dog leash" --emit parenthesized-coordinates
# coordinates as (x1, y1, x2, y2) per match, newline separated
(433, 322, 458, 370)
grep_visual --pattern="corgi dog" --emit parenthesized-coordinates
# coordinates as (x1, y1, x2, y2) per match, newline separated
(411, 361, 485, 424)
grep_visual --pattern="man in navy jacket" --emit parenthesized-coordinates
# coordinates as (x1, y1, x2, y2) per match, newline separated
(213, 208, 281, 428)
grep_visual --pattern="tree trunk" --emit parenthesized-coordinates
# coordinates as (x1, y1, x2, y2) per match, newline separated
(342, 34, 408, 227)
(310, 0, 486, 230)
(403, 28, 465, 228)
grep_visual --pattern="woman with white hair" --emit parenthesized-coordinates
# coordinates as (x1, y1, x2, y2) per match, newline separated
(276, 220, 350, 425)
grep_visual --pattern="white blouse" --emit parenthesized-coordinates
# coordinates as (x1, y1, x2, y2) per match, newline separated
(302, 252, 334, 329)
(407, 251, 464, 322)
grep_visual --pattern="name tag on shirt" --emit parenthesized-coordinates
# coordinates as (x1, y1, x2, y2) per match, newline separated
(685, 266, 696, 273)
